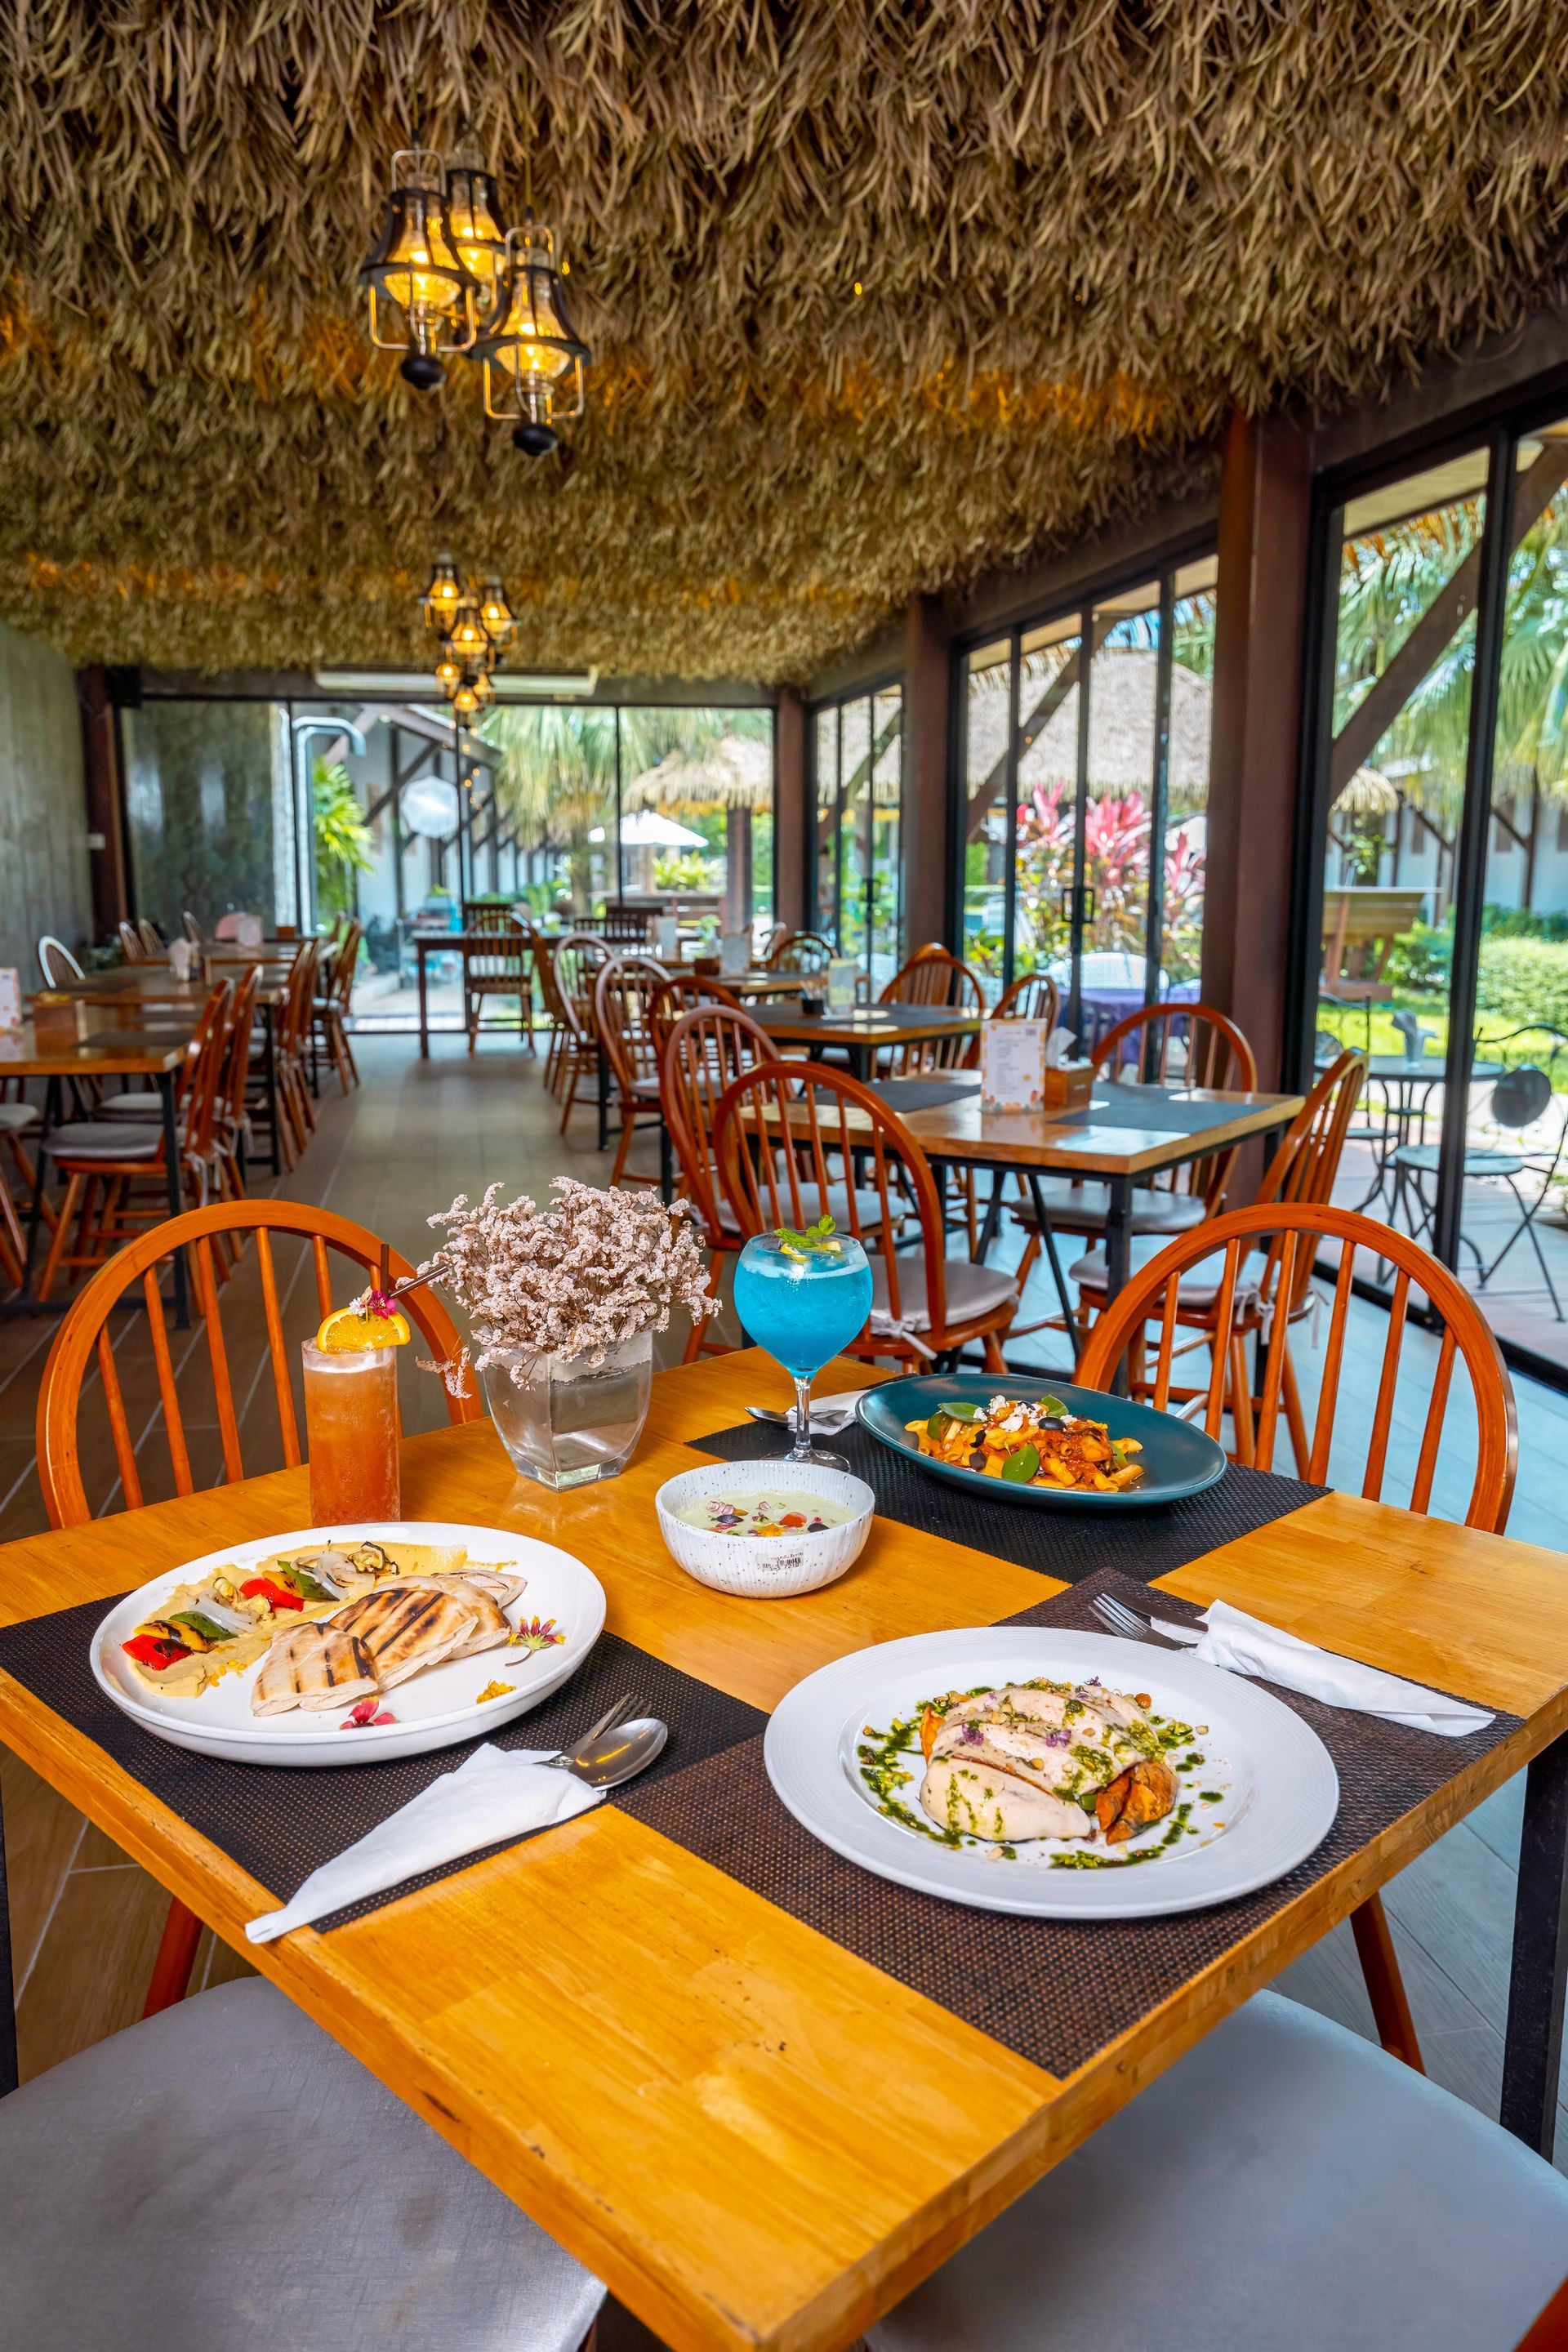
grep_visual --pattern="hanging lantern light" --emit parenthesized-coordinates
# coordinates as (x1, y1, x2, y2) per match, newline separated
(359, 149, 480, 391)
(470, 212, 590, 457)
(447, 597, 494, 671)
(451, 673, 483, 717)
(478, 575, 515, 645)
(434, 644, 462, 696)
(443, 154, 509, 312)
(420, 554, 463, 629)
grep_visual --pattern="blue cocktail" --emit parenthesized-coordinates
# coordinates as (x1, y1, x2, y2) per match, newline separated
(733, 1227, 874, 1468)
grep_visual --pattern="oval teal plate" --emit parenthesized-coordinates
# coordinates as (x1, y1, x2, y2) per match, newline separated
(856, 1374, 1227, 1511)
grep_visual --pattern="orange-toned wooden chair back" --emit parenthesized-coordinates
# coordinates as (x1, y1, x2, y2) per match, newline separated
(37, 1199, 480, 1528)
(648, 974, 742, 1062)
(594, 954, 670, 1099)
(714, 1059, 962, 1351)
(180, 979, 238, 1165)
(554, 931, 609, 1045)
(219, 963, 262, 1141)
(137, 919, 164, 957)
(1076, 1202, 1517, 1530)
(991, 969, 1061, 1026)
(330, 920, 363, 1013)
(1090, 1000, 1258, 1210)
(768, 929, 833, 973)
(462, 901, 519, 933)
(882, 943, 986, 1013)
(118, 920, 145, 963)
(661, 1005, 778, 1245)
(278, 938, 321, 1057)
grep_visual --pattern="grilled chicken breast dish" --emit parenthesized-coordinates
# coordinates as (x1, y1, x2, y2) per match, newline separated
(918, 1682, 1177, 1845)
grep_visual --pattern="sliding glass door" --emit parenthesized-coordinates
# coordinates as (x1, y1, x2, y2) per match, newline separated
(809, 682, 904, 985)
(1304, 419, 1568, 1368)
(956, 558, 1214, 1033)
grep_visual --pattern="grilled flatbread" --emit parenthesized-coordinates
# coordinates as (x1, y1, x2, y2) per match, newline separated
(329, 1585, 477, 1688)
(360, 1575, 512, 1657)
(252, 1623, 379, 1717)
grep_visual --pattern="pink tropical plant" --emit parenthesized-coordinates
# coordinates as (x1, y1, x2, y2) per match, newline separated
(1011, 784, 1205, 982)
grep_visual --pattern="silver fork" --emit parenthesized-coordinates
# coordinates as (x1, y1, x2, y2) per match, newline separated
(542, 1691, 644, 1769)
(1092, 1594, 1184, 1648)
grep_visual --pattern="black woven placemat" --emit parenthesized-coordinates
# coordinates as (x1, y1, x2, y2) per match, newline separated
(0, 1600, 764, 1928)
(691, 1415, 1325, 1586)
(625, 1566, 1521, 2078)
(871, 1076, 978, 1115)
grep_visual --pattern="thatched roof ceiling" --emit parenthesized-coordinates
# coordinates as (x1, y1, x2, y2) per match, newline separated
(5, 5, 1568, 683)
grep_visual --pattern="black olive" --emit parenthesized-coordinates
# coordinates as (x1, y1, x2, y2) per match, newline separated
(969, 1449, 987, 1470)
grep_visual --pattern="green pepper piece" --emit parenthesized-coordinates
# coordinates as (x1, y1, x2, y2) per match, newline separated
(167, 1611, 234, 1645)
(1000, 1442, 1040, 1483)
(273, 1566, 332, 1604)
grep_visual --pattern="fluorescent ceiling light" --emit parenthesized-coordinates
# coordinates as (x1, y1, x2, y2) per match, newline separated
(314, 668, 599, 697)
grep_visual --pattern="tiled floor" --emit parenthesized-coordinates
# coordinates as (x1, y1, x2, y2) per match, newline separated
(2, 1032, 1566, 2163)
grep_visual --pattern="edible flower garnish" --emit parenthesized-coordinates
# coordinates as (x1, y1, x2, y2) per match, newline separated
(474, 1679, 516, 1704)
(775, 1213, 843, 1263)
(509, 1616, 565, 1654)
(341, 1698, 397, 1729)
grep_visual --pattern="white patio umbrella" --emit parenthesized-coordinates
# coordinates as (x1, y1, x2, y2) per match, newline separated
(588, 810, 709, 848)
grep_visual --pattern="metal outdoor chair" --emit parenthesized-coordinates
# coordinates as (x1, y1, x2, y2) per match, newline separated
(1391, 1026, 1568, 1319)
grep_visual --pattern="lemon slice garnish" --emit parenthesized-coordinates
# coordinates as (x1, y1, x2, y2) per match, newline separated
(315, 1303, 412, 1352)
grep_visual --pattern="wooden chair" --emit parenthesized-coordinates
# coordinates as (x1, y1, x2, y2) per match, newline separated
(714, 1058, 1019, 1370)
(593, 953, 670, 1185)
(312, 917, 363, 1091)
(549, 931, 610, 1130)
(648, 973, 742, 1062)
(117, 920, 145, 963)
(136, 918, 165, 957)
(1009, 1000, 1259, 1309)
(36, 981, 236, 1300)
(210, 960, 261, 1207)
(768, 929, 834, 973)
(1076, 1194, 1516, 2077)
(458, 902, 532, 1057)
(660, 1004, 779, 1361)
(37, 1197, 483, 2011)
(38, 934, 83, 985)
(991, 969, 1061, 1026)
(265, 939, 322, 1167)
(603, 905, 653, 945)
(181, 910, 205, 945)
(877, 944, 985, 1074)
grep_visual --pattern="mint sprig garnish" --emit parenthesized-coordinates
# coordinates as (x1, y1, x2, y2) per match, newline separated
(776, 1213, 843, 1261)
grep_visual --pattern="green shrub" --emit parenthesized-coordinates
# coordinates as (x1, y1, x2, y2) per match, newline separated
(1474, 936, 1568, 1032)
(1383, 920, 1452, 991)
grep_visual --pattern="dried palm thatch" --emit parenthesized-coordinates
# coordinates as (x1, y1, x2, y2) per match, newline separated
(624, 736, 773, 813)
(3, 4, 1568, 683)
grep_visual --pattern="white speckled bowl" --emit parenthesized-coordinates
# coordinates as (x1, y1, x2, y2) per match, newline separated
(654, 1459, 875, 1598)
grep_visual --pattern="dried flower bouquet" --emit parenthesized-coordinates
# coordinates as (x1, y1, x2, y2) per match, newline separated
(423, 1178, 718, 1389)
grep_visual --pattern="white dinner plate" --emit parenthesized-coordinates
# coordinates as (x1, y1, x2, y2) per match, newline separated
(764, 1627, 1339, 1918)
(91, 1521, 605, 1766)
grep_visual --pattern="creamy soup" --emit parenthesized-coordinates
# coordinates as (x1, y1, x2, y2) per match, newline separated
(676, 1490, 855, 1536)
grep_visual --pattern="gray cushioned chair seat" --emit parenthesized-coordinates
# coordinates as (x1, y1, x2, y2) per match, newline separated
(0, 1978, 604, 2352)
(96, 1089, 169, 1118)
(1012, 1181, 1209, 1237)
(871, 1250, 1017, 1333)
(0, 1102, 38, 1132)
(41, 1121, 164, 1160)
(1069, 1231, 1250, 1312)
(868, 1991, 1568, 2352)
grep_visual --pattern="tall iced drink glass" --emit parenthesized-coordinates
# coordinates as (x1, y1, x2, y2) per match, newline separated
(302, 1341, 401, 1522)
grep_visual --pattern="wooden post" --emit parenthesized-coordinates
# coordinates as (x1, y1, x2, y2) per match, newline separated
(774, 686, 807, 932)
(902, 595, 952, 953)
(77, 663, 131, 938)
(1202, 412, 1312, 1091)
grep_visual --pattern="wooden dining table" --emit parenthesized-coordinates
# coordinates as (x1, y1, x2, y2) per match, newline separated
(0, 1022, 189, 1314)
(754, 998, 983, 1080)
(43, 964, 294, 1174)
(0, 1347, 1563, 2352)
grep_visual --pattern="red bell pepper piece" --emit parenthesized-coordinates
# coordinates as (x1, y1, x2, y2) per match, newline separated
(239, 1575, 305, 1612)
(122, 1632, 190, 1670)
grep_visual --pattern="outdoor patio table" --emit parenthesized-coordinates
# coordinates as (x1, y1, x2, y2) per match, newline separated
(0, 1348, 1562, 2352)
(0, 1024, 189, 1316)
(1315, 1051, 1506, 1223)
(1076, 976, 1202, 1058)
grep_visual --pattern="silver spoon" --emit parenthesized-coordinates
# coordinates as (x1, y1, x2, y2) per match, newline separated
(546, 1715, 668, 1788)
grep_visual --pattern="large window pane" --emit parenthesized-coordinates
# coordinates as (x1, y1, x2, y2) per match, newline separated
(960, 639, 1012, 997)
(1167, 555, 1215, 985)
(810, 687, 905, 969)
(617, 706, 774, 945)
(1014, 616, 1084, 996)
(837, 698, 871, 964)
(869, 685, 903, 985)
(125, 700, 291, 936)
(1316, 450, 1489, 1280)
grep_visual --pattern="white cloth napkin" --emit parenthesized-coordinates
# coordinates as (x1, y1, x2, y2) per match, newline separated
(1150, 1599, 1494, 1736)
(245, 1742, 604, 1944)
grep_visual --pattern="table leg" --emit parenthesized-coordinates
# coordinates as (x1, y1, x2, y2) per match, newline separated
(262, 1004, 281, 1177)
(597, 1044, 610, 1152)
(1103, 1176, 1133, 1395)
(0, 1764, 16, 2096)
(976, 1171, 1005, 1261)
(21, 1074, 60, 1290)
(1501, 1733, 1568, 2158)
(1025, 1171, 1078, 1355)
(418, 946, 430, 1061)
(160, 1069, 189, 1328)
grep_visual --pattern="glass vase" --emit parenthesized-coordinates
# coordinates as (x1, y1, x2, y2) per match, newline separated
(480, 1330, 653, 1490)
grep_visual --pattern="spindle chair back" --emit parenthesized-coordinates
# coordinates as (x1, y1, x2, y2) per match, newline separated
(991, 969, 1062, 1026)
(549, 931, 610, 1129)
(136, 919, 165, 957)
(714, 1058, 1017, 1370)
(1089, 1001, 1258, 1212)
(658, 1004, 780, 1359)
(768, 929, 833, 973)
(594, 954, 671, 1184)
(181, 911, 205, 945)
(118, 920, 145, 963)
(648, 974, 742, 1061)
(878, 944, 985, 1073)
(38, 935, 83, 986)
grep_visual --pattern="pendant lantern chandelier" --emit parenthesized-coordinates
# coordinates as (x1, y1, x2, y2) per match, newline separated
(419, 562, 514, 713)
(360, 143, 590, 456)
